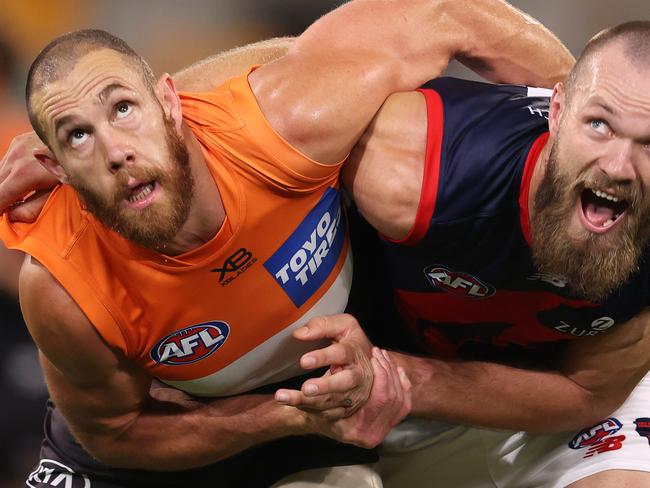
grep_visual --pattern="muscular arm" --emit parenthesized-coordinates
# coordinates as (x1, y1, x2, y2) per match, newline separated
(19, 257, 310, 470)
(392, 309, 650, 433)
(249, 0, 574, 164)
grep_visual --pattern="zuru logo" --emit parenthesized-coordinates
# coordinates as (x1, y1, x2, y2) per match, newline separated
(423, 265, 495, 298)
(150, 321, 229, 365)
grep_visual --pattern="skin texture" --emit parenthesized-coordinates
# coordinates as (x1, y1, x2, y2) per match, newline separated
(6, 0, 579, 471)
(282, 40, 650, 438)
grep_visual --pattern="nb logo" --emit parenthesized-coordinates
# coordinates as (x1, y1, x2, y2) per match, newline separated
(211, 248, 257, 286)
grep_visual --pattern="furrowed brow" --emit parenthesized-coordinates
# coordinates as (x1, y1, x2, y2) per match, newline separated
(98, 83, 129, 103)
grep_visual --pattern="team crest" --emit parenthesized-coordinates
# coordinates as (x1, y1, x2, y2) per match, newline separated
(423, 265, 495, 298)
(568, 417, 626, 458)
(150, 321, 229, 365)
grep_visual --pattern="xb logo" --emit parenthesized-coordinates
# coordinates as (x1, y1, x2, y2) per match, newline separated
(211, 248, 257, 286)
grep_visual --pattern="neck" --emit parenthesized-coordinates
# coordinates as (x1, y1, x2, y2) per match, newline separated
(158, 122, 225, 255)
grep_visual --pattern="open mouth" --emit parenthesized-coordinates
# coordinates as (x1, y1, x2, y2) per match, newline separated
(579, 187, 629, 233)
(125, 181, 158, 209)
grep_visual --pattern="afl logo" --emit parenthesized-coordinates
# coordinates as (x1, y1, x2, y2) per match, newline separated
(424, 265, 495, 298)
(569, 417, 622, 449)
(151, 321, 229, 366)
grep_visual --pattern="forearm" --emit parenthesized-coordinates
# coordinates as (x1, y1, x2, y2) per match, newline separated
(79, 389, 311, 470)
(173, 37, 293, 92)
(455, 0, 575, 87)
(391, 352, 601, 434)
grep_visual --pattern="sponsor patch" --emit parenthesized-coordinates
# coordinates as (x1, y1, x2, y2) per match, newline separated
(264, 188, 345, 307)
(211, 248, 257, 286)
(150, 321, 229, 365)
(634, 417, 650, 445)
(423, 265, 495, 298)
(568, 417, 623, 450)
(583, 435, 626, 458)
(27, 459, 91, 488)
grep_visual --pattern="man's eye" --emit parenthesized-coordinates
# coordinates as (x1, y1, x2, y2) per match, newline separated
(69, 129, 89, 147)
(116, 102, 133, 118)
(590, 119, 609, 135)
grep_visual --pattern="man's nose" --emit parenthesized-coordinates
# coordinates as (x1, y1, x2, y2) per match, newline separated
(101, 129, 135, 173)
(598, 140, 637, 183)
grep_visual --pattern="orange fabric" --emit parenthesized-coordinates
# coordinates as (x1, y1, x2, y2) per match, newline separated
(0, 69, 350, 393)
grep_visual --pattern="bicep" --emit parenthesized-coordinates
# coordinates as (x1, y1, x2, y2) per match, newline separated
(562, 309, 650, 413)
(248, 0, 461, 164)
(19, 257, 151, 445)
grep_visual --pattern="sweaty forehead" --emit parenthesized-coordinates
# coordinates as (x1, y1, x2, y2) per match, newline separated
(578, 44, 650, 110)
(32, 49, 144, 133)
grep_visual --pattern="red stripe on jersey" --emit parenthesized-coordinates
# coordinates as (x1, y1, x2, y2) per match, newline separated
(519, 132, 549, 245)
(385, 88, 444, 247)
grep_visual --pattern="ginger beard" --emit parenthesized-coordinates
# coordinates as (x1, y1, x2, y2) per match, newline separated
(530, 139, 650, 302)
(69, 116, 194, 250)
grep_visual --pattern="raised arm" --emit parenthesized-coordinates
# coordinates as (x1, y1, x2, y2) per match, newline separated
(248, 0, 574, 164)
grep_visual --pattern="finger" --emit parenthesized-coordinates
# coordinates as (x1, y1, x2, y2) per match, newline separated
(372, 348, 400, 408)
(370, 347, 390, 392)
(381, 348, 402, 402)
(397, 366, 413, 416)
(301, 368, 359, 397)
(8, 190, 52, 223)
(276, 387, 353, 411)
(300, 342, 351, 371)
(300, 406, 348, 420)
(293, 314, 359, 343)
(275, 388, 307, 406)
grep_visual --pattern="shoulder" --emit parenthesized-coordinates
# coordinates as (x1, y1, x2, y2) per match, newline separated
(19, 257, 120, 386)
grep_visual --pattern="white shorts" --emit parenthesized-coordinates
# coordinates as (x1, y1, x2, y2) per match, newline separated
(271, 464, 382, 488)
(379, 372, 650, 487)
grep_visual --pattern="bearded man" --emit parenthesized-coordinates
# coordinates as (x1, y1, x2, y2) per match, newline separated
(5, 10, 650, 488)
(264, 20, 650, 488)
(0, 1, 577, 487)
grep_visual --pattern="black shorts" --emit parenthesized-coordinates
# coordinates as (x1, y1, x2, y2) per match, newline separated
(25, 400, 376, 488)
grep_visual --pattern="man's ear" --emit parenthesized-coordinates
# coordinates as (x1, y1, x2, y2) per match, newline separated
(548, 82, 565, 137)
(156, 73, 183, 133)
(34, 147, 69, 184)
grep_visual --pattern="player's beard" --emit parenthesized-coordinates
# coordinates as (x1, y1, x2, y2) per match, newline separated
(70, 116, 194, 250)
(529, 139, 650, 302)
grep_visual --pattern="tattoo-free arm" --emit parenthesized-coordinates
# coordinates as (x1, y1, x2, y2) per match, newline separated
(393, 309, 650, 433)
(20, 257, 310, 470)
(248, 0, 575, 164)
(172, 37, 293, 92)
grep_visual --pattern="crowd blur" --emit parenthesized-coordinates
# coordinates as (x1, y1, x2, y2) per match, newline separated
(0, 0, 647, 486)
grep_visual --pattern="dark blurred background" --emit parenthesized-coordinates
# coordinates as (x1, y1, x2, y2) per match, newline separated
(1, 1, 648, 485)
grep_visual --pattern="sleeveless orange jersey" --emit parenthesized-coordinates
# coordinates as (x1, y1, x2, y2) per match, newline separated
(0, 68, 351, 397)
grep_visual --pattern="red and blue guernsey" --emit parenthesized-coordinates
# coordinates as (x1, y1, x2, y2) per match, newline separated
(373, 77, 650, 362)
